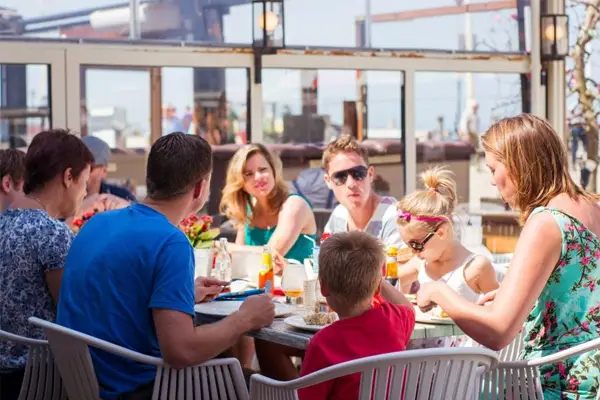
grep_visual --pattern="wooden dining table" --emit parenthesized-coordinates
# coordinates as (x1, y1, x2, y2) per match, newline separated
(195, 304, 468, 351)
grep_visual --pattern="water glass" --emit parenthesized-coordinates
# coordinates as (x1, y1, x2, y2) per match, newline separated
(282, 262, 308, 305)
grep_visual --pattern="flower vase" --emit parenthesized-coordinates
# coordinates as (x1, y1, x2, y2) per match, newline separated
(194, 247, 214, 279)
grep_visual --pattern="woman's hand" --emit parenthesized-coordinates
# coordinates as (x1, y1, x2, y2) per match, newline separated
(272, 250, 286, 276)
(416, 281, 442, 313)
(100, 194, 130, 211)
(195, 277, 228, 303)
(477, 289, 498, 306)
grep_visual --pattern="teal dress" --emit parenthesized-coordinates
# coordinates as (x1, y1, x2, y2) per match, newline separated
(521, 207, 600, 399)
(244, 194, 316, 262)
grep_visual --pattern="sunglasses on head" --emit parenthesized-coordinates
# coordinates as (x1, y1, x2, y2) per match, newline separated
(406, 224, 444, 253)
(330, 165, 369, 186)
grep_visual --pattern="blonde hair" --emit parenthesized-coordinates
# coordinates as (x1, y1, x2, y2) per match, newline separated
(322, 135, 369, 171)
(397, 166, 457, 231)
(220, 144, 289, 226)
(482, 114, 597, 224)
(318, 231, 384, 309)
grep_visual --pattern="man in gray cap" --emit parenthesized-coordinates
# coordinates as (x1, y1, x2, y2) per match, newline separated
(81, 136, 137, 203)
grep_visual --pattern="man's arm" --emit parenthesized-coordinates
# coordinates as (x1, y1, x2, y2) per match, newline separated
(151, 239, 274, 368)
(153, 299, 268, 369)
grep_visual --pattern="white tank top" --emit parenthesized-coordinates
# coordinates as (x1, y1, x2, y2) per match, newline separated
(417, 253, 480, 303)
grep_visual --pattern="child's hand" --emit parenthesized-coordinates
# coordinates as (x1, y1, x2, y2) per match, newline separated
(416, 282, 439, 313)
(477, 289, 498, 306)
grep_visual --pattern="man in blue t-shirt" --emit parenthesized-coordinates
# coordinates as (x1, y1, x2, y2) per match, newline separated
(57, 133, 275, 400)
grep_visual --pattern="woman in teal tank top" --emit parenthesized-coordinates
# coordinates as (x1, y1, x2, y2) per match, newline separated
(415, 115, 600, 399)
(220, 144, 317, 272)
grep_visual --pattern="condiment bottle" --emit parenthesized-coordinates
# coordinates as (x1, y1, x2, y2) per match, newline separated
(385, 246, 398, 278)
(258, 246, 275, 294)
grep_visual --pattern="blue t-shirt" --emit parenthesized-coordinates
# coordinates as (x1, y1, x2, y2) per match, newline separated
(57, 204, 195, 399)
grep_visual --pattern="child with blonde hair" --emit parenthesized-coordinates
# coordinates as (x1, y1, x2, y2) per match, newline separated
(396, 167, 498, 303)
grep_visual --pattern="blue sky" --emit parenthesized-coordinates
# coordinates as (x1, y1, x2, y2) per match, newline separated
(1, 1, 539, 134)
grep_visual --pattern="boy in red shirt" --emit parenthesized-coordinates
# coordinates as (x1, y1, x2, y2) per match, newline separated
(299, 231, 416, 400)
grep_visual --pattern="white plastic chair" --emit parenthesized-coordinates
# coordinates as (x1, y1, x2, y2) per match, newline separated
(28, 317, 249, 400)
(481, 336, 600, 400)
(249, 347, 499, 400)
(0, 329, 66, 400)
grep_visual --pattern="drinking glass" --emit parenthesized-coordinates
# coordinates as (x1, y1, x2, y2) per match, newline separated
(282, 261, 308, 305)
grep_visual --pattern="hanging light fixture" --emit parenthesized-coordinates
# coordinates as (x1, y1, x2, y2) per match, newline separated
(540, 13, 569, 61)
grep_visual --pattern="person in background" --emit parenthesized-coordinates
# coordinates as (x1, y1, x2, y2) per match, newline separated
(459, 99, 481, 167)
(417, 114, 600, 399)
(81, 135, 136, 204)
(0, 129, 93, 400)
(395, 167, 498, 299)
(0, 149, 25, 212)
(203, 113, 222, 145)
(57, 134, 275, 400)
(162, 104, 184, 136)
(181, 106, 194, 133)
(322, 135, 402, 249)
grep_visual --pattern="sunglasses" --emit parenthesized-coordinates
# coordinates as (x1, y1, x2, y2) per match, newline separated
(406, 224, 444, 253)
(330, 165, 369, 186)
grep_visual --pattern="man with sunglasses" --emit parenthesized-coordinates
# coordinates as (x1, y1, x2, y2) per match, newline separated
(322, 136, 402, 249)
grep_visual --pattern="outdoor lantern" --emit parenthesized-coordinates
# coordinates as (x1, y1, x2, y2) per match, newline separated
(252, 0, 285, 50)
(541, 13, 569, 61)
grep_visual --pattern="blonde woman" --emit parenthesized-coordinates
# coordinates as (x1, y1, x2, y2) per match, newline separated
(220, 144, 317, 272)
(417, 114, 600, 399)
(396, 167, 498, 299)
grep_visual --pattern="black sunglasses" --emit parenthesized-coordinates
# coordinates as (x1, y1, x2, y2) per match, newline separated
(330, 165, 369, 186)
(406, 224, 443, 253)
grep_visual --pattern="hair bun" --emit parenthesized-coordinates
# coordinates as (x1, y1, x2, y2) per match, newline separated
(420, 166, 457, 208)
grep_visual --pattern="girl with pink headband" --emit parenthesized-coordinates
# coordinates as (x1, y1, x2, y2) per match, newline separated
(395, 167, 498, 306)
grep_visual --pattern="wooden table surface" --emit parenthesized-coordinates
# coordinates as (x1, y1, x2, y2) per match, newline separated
(195, 305, 465, 351)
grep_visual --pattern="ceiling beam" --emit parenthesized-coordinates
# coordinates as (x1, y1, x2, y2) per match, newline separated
(363, 1, 529, 24)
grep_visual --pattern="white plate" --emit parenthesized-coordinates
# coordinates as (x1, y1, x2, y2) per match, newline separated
(283, 315, 330, 332)
(195, 301, 293, 318)
(415, 309, 454, 325)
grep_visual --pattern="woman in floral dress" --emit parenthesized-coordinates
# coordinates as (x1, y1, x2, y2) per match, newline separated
(416, 114, 600, 399)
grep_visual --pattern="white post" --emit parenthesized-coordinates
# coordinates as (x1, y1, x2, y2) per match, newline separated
(530, 0, 544, 118)
(364, 0, 372, 47)
(129, 0, 140, 39)
(464, 0, 474, 103)
(545, 0, 566, 142)
(404, 70, 417, 194)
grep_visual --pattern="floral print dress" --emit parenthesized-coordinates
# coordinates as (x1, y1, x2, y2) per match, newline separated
(522, 207, 600, 400)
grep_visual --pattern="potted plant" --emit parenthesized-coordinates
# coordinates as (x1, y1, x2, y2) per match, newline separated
(178, 214, 220, 278)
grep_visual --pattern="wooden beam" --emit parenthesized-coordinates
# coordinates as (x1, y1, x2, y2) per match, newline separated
(149, 67, 162, 144)
(365, 1, 525, 24)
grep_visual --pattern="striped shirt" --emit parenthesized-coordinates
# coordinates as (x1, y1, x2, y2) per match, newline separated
(323, 196, 403, 248)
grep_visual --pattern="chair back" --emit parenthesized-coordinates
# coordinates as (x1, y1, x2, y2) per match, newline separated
(29, 317, 103, 400)
(478, 330, 527, 399)
(29, 317, 248, 400)
(153, 359, 249, 400)
(0, 329, 66, 400)
(250, 347, 498, 400)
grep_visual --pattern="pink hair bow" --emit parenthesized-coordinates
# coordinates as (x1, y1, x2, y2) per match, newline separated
(398, 211, 412, 222)
(397, 210, 447, 223)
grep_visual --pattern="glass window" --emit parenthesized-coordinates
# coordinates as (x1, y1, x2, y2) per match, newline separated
(262, 69, 403, 144)
(9, 0, 529, 52)
(0, 63, 50, 149)
(414, 71, 524, 255)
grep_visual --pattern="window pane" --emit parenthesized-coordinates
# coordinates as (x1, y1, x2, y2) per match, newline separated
(414, 71, 524, 255)
(0, 64, 50, 149)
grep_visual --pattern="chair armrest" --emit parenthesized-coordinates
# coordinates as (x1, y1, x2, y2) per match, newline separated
(498, 337, 600, 369)
(0, 330, 48, 346)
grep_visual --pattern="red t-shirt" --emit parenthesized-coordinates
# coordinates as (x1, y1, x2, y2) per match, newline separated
(298, 301, 416, 400)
